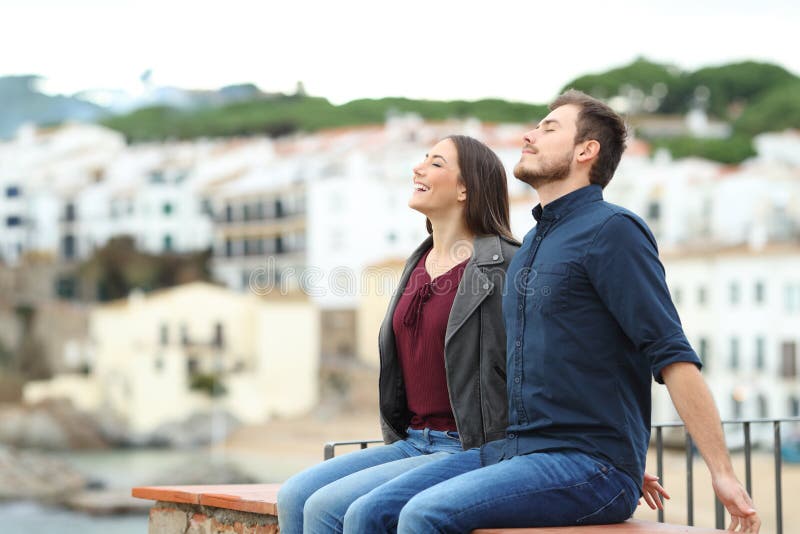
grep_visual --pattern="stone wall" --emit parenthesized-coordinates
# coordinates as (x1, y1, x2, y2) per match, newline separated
(149, 501, 278, 534)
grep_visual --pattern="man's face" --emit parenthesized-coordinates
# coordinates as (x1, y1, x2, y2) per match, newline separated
(514, 104, 580, 189)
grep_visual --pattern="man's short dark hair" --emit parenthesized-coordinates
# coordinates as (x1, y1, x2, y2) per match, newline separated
(550, 89, 627, 188)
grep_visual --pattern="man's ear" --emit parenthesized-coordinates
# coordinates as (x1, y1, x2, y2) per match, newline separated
(576, 139, 600, 164)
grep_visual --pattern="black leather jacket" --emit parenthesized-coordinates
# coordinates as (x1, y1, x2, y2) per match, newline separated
(378, 234, 519, 450)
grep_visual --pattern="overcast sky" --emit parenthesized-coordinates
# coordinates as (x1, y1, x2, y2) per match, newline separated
(2, 0, 797, 104)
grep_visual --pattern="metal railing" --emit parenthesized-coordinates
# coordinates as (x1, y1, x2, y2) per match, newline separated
(324, 417, 800, 533)
(652, 417, 799, 534)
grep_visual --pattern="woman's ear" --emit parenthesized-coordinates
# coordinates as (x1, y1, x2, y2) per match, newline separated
(457, 181, 467, 202)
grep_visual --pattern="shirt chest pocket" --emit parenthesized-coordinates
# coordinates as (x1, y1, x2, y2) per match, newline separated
(529, 262, 570, 315)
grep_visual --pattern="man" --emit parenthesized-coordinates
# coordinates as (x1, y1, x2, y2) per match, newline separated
(342, 90, 760, 534)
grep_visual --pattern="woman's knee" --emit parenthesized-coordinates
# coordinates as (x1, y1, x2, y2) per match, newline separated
(303, 484, 351, 532)
(277, 474, 311, 512)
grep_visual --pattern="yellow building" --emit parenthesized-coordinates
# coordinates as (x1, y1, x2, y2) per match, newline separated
(25, 281, 319, 436)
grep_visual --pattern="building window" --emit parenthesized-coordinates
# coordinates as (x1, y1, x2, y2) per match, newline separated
(731, 396, 743, 420)
(275, 199, 285, 218)
(56, 276, 77, 300)
(163, 234, 173, 252)
(225, 239, 234, 258)
(159, 323, 169, 346)
(201, 199, 214, 217)
(672, 287, 682, 306)
(790, 396, 800, 418)
(730, 337, 740, 370)
(242, 204, 251, 222)
(181, 324, 190, 346)
(697, 286, 707, 306)
(698, 337, 709, 367)
(729, 282, 740, 305)
(62, 234, 76, 259)
(275, 236, 285, 254)
(785, 284, 800, 313)
(213, 322, 225, 349)
(6, 216, 22, 227)
(781, 341, 797, 378)
(758, 394, 768, 418)
(225, 204, 234, 223)
(154, 357, 164, 372)
(5, 185, 20, 197)
(647, 201, 661, 221)
(755, 336, 766, 371)
(754, 281, 765, 304)
(253, 202, 265, 220)
(65, 202, 76, 222)
(162, 203, 173, 216)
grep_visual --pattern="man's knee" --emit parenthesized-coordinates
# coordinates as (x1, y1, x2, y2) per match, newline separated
(397, 494, 441, 532)
(342, 492, 389, 533)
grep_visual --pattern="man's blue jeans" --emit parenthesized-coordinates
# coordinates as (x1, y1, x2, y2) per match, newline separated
(344, 448, 640, 533)
(276, 428, 464, 534)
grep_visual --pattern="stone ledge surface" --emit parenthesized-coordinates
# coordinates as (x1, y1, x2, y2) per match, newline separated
(133, 484, 280, 515)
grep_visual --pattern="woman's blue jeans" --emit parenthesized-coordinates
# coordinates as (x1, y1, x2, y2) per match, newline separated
(276, 428, 464, 534)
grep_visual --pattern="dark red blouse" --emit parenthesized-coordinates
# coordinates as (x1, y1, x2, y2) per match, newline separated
(392, 250, 468, 431)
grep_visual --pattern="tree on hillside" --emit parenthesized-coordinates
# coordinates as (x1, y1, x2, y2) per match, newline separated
(686, 61, 798, 119)
(734, 82, 800, 136)
(561, 58, 684, 113)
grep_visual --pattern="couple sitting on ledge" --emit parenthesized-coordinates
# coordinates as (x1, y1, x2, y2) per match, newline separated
(277, 90, 761, 534)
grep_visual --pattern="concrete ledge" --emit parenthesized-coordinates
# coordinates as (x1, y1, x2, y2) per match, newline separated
(133, 485, 281, 534)
(133, 484, 726, 533)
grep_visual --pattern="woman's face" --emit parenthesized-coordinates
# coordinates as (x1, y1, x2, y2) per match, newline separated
(408, 138, 466, 218)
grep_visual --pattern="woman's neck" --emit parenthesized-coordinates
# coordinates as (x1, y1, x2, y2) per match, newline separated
(428, 217, 474, 267)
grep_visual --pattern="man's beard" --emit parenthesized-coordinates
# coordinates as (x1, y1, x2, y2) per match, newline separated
(513, 149, 573, 189)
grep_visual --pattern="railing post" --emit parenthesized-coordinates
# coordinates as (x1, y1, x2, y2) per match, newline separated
(324, 442, 335, 461)
(685, 431, 694, 526)
(744, 421, 752, 496)
(775, 421, 783, 534)
(656, 425, 664, 524)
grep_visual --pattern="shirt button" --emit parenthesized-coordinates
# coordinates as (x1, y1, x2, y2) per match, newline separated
(536, 236, 542, 241)
(483, 283, 490, 290)
(508, 433, 516, 439)
(515, 341, 521, 347)
(518, 304, 523, 310)
(514, 377, 521, 384)
(492, 254, 499, 260)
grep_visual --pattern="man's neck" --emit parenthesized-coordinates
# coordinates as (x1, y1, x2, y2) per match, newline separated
(536, 174, 592, 208)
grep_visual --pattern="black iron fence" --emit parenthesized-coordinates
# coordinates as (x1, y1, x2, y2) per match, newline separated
(324, 417, 800, 534)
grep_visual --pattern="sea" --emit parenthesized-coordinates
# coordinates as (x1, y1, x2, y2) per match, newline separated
(0, 447, 296, 534)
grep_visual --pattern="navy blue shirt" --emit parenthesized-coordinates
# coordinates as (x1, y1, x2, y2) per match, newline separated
(483, 184, 701, 485)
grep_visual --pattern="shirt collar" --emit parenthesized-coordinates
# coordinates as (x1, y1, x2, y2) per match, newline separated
(532, 184, 603, 223)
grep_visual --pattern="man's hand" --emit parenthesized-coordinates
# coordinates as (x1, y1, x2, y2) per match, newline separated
(712, 474, 760, 532)
(661, 362, 760, 533)
(639, 472, 669, 510)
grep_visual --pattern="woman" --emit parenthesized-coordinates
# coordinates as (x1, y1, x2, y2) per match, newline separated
(277, 136, 667, 533)
(278, 135, 519, 534)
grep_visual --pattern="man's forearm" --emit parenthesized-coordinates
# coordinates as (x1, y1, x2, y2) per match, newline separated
(661, 362, 735, 478)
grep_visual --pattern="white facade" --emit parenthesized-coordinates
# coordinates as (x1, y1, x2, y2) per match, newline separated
(654, 246, 800, 444)
(24, 282, 319, 435)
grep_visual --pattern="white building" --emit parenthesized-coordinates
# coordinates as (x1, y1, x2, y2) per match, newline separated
(651, 244, 800, 444)
(24, 282, 319, 435)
